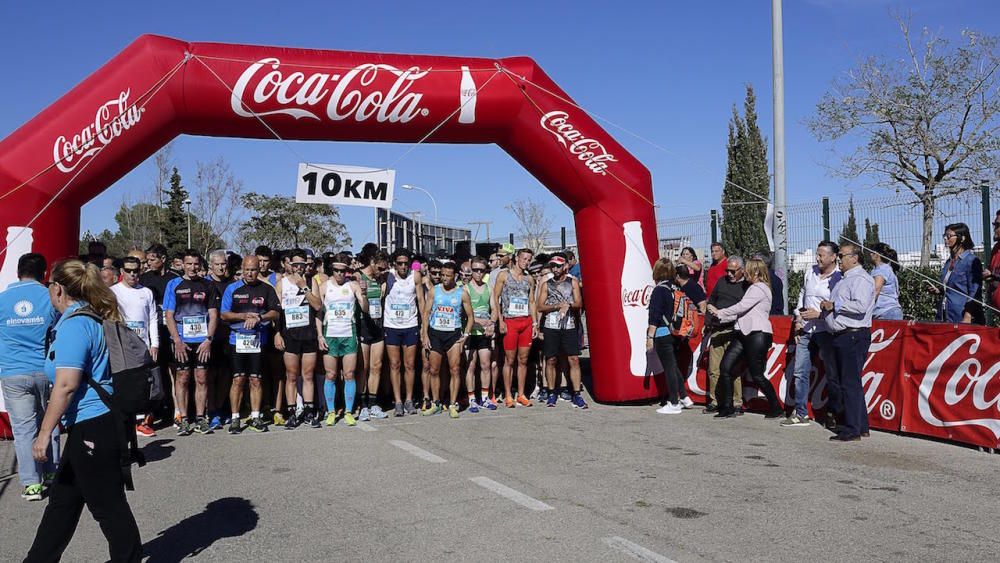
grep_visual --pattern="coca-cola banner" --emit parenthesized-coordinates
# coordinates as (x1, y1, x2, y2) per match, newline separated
(0, 35, 659, 403)
(900, 323, 1000, 449)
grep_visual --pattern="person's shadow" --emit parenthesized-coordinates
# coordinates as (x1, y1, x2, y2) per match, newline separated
(143, 497, 258, 561)
(140, 439, 175, 464)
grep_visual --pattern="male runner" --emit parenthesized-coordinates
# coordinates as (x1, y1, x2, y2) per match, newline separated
(418, 260, 442, 410)
(274, 249, 323, 428)
(164, 249, 219, 435)
(464, 257, 499, 411)
(422, 262, 475, 418)
(111, 256, 160, 437)
(537, 254, 588, 409)
(493, 248, 537, 407)
(317, 253, 368, 426)
(140, 243, 178, 422)
(220, 256, 280, 433)
(206, 249, 235, 429)
(488, 243, 514, 401)
(356, 249, 389, 421)
(382, 249, 425, 416)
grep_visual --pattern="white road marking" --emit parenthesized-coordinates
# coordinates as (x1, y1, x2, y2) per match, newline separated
(603, 536, 677, 563)
(388, 440, 447, 463)
(469, 476, 554, 511)
(357, 422, 377, 432)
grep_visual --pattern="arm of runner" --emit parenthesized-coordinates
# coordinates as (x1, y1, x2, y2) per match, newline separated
(529, 276, 539, 338)
(420, 287, 432, 351)
(571, 278, 583, 310)
(355, 281, 369, 314)
(146, 288, 159, 360)
(493, 271, 507, 333)
(302, 275, 323, 310)
(164, 310, 187, 363)
(537, 280, 555, 313)
(461, 290, 474, 339)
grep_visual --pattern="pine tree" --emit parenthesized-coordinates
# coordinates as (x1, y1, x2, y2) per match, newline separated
(838, 196, 860, 249)
(721, 85, 770, 260)
(161, 167, 189, 256)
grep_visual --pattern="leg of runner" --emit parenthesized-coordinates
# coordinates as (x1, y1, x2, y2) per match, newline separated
(420, 349, 432, 411)
(367, 340, 386, 418)
(478, 347, 496, 410)
(502, 349, 517, 407)
(174, 368, 191, 435)
(423, 349, 444, 416)
(359, 341, 372, 421)
(341, 353, 358, 426)
(323, 354, 340, 426)
(464, 347, 479, 412)
(283, 353, 302, 429)
(300, 352, 317, 424)
(403, 344, 417, 414)
(193, 367, 213, 434)
(387, 344, 404, 416)
(447, 340, 463, 418)
(228, 375, 246, 434)
(567, 355, 588, 409)
(545, 357, 558, 407)
(515, 346, 532, 406)
(272, 350, 286, 425)
(248, 377, 268, 431)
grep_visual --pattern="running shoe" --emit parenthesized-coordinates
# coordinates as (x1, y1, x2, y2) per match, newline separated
(193, 417, 214, 435)
(482, 398, 498, 411)
(656, 403, 683, 414)
(42, 472, 56, 487)
(422, 397, 432, 411)
(248, 417, 269, 432)
(359, 407, 371, 422)
(468, 398, 480, 413)
(284, 414, 299, 429)
(421, 402, 442, 416)
(680, 397, 695, 409)
(403, 400, 417, 415)
(344, 412, 357, 426)
(516, 394, 533, 407)
(309, 413, 322, 428)
(504, 396, 516, 408)
(370, 405, 389, 419)
(176, 419, 193, 436)
(448, 404, 460, 419)
(21, 484, 43, 501)
(273, 411, 286, 426)
(136, 423, 156, 438)
(546, 394, 558, 407)
(538, 389, 549, 402)
(781, 414, 811, 427)
(325, 412, 337, 426)
(559, 389, 572, 401)
(394, 402, 405, 417)
(173, 414, 183, 429)
(228, 419, 243, 434)
(572, 393, 589, 410)
(209, 415, 223, 431)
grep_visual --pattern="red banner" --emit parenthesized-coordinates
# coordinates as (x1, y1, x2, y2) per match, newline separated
(900, 322, 1000, 449)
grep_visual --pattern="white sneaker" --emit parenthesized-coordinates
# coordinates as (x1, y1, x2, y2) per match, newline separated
(680, 397, 695, 409)
(358, 407, 371, 422)
(369, 405, 389, 419)
(656, 403, 684, 415)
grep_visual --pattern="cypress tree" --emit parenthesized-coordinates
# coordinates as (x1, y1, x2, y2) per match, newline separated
(838, 196, 860, 249)
(721, 85, 770, 260)
(162, 167, 189, 256)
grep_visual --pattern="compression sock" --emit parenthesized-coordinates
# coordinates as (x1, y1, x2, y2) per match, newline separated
(324, 380, 337, 413)
(344, 380, 357, 412)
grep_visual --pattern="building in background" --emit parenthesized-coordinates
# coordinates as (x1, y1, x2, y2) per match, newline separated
(376, 209, 471, 257)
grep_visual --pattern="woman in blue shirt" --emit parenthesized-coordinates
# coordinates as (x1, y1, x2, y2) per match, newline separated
(646, 259, 692, 414)
(26, 259, 142, 562)
(869, 243, 903, 320)
(930, 223, 985, 324)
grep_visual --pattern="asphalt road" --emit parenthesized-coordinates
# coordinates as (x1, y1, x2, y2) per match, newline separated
(1, 393, 998, 562)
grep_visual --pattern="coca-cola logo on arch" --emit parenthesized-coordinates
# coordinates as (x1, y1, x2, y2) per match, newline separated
(540, 110, 617, 176)
(52, 89, 144, 173)
(232, 58, 431, 123)
(919, 333, 1000, 438)
(621, 285, 653, 308)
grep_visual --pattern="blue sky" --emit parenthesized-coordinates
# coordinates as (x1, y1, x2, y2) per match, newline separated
(2, 0, 998, 251)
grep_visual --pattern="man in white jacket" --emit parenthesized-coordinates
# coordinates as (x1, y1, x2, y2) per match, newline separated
(111, 255, 159, 437)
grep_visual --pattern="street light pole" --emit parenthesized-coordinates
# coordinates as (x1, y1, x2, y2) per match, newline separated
(184, 198, 192, 249)
(771, 0, 789, 314)
(400, 184, 439, 223)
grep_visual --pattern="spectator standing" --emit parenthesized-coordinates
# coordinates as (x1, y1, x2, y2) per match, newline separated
(930, 222, 984, 324)
(646, 260, 693, 414)
(753, 250, 785, 315)
(704, 243, 728, 299)
(703, 256, 747, 413)
(984, 212, 1000, 311)
(783, 241, 841, 428)
(0, 253, 59, 501)
(869, 243, 903, 321)
(709, 258, 782, 419)
(677, 247, 703, 290)
(819, 243, 875, 441)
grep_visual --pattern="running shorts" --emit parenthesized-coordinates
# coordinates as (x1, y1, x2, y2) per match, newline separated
(230, 347, 264, 378)
(171, 342, 211, 372)
(542, 327, 581, 358)
(503, 316, 533, 351)
(283, 337, 319, 355)
(466, 334, 493, 351)
(384, 326, 420, 347)
(325, 336, 359, 357)
(429, 329, 462, 354)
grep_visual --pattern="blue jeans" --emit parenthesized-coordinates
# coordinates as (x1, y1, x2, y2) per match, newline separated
(789, 331, 835, 418)
(1, 374, 60, 486)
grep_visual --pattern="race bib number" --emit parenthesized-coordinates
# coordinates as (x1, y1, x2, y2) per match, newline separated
(283, 295, 303, 309)
(369, 300, 382, 319)
(544, 312, 576, 330)
(474, 310, 491, 321)
(235, 332, 261, 353)
(432, 306, 458, 330)
(126, 320, 147, 340)
(182, 315, 208, 339)
(390, 303, 413, 319)
(506, 297, 529, 317)
(285, 305, 310, 329)
(325, 303, 353, 338)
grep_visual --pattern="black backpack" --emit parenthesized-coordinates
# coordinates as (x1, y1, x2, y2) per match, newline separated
(66, 308, 156, 489)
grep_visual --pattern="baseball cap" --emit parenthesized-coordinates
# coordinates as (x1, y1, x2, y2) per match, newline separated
(548, 256, 567, 267)
(499, 243, 516, 256)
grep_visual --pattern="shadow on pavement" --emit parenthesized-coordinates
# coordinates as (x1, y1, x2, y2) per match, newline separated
(143, 497, 258, 561)
(140, 439, 175, 464)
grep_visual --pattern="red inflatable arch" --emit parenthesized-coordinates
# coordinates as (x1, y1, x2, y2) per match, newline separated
(0, 35, 661, 403)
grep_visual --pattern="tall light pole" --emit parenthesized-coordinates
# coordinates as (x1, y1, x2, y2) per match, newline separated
(400, 184, 439, 223)
(771, 0, 789, 314)
(184, 198, 192, 249)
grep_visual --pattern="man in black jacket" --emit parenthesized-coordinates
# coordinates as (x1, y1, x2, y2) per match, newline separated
(703, 256, 748, 413)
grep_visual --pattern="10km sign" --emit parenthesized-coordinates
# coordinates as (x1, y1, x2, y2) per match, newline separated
(295, 163, 395, 209)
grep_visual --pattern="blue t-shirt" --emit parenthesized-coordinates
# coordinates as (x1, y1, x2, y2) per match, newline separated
(871, 263, 902, 316)
(0, 280, 57, 377)
(163, 276, 219, 344)
(44, 301, 111, 426)
(221, 280, 279, 345)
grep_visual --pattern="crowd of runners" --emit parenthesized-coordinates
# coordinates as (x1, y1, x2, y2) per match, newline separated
(93, 241, 589, 438)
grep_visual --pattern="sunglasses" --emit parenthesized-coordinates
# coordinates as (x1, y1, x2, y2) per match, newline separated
(471, 268, 486, 273)
(461, 272, 472, 277)
(291, 262, 307, 268)
(430, 270, 441, 276)
(837, 253, 857, 259)
(123, 268, 141, 274)
(726, 268, 741, 274)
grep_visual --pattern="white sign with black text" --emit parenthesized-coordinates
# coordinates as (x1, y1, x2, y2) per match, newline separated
(295, 163, 395, 209)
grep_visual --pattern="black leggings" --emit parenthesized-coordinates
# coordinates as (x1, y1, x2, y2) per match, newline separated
(653, 334, 688, 405)
(25, 412, 142, 563)
(717, 330, 779, 414)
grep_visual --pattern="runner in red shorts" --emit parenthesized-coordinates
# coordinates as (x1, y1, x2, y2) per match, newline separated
(493, 248, 538, 407)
